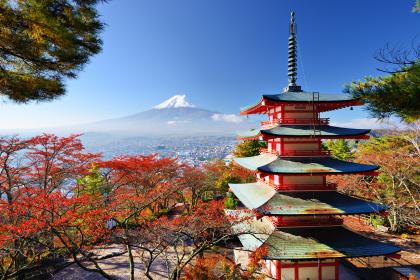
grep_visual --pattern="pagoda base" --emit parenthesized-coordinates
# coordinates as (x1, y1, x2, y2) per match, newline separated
(234, 249, 339, 280)
(264, 259, 339, 280)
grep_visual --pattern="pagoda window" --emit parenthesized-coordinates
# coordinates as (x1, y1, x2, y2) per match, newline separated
(268, 142, 273, 152)
(274, 175, 280, 185)
(283, 175, 324, 186)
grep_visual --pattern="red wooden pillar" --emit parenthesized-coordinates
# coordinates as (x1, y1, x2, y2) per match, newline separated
(276, 260, 282, 280)
(280, 138, 284, 154)
(335, 260, 340, 280)
(281, 105, 285, 122)
(294, 261, 299, 280)
(318, 260, 322, 280)
(279, 175, 284, 189)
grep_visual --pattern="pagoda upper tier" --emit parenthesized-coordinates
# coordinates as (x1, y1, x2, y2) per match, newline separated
(241, 91, 363, 115)
(229, 182, 387, 216)
(234, 154, 379, 175)
(238, 125, 370, 140)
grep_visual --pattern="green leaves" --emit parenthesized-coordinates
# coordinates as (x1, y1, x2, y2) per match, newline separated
(223, 193, 238, 210)
(345, 61, 420, 122)
(324, 139, 354, 161)
(0, 0, 106, 102)
(414, 0, 420, 13)
(233, 140, 267, 158)
(76, 164, 109, 196)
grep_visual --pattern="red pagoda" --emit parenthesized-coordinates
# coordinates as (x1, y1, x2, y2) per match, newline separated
(226, 12, 400, 280)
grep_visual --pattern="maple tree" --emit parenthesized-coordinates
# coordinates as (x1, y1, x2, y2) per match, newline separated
(177, 165, 207, 213)
(330, 130, 419, 232)
(100, 154, 185, 280)
(0, 135, 267, 279)
(0, 134, 103, 279)
(183, 246, 268, 280)
(202, 160, 254, 193)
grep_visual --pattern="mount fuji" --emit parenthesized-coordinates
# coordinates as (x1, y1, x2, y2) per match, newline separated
(77, 95, 254, 136)
(153, 94, 195, 109)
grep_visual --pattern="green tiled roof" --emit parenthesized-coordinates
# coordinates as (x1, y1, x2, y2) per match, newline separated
(392, 267, 420, 279)
(224, 209, 274, 251)
(238, 125, 370, 139)
(226, 210, 400, 260)
(233, 154, 277, 171)
(240, 99, 263, 113)
(263, 92, 355, 103)
(264, 226, 400, 260)
(238, 129, 261, 139)
(229, 182, 387, 215)
(264, 125, 369, 137)
(258, 157, 379, 174)
(229, 182, 276, 209)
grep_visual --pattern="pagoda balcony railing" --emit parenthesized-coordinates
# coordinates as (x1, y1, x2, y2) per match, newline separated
(261, 118, 330, 127)
(279, 149, 330, 157)
(258, 178, 337, 191)
(270, 216, 343, 227)
(260, 119, 281, 127)
(259, 148, 279, 156)
(281, 118, 330, 125)
(260, 148, 330, 157)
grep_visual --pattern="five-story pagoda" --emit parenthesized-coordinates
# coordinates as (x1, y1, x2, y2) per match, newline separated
(227, 12, 400, 280)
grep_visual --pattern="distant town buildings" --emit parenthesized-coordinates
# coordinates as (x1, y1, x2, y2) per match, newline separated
(84, 136, 236, 166)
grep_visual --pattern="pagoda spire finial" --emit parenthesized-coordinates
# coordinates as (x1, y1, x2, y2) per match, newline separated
(284, 11, 302, 92)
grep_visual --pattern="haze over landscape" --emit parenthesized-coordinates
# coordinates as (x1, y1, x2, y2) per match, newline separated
(0, 0, 416, 132)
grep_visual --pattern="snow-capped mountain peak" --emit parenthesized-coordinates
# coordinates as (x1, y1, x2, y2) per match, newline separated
(154, 95, 195, 109)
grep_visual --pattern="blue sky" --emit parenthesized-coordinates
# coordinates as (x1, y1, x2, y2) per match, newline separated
(1, 0, 418, 129)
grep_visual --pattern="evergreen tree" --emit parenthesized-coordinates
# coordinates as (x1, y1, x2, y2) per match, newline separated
(0, 0, 106, 102)
(233, 140, 267, 158)
(324, 139, 354, 161)
(216, 173, 241, 192)
(76, 164, 109, 196)
(346, 4, 419, 122)
(346, 62, 420, 122)
(414, 0, 420, 12)
(224, 192, 238, 209)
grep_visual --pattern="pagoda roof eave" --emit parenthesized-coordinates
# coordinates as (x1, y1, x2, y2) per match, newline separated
(262, 226, 400, 260)
(229, 181, 388, 215)
(257, 157, 379, 175)
(240, 94, 364, 116)
(237, 129, 261, 140)
(237, 125, 371, 140)
(262, 92, 360, 103)
(226, 210, 400, 260)
(240, 97, 266, 115)
(233, 154, 277, 171)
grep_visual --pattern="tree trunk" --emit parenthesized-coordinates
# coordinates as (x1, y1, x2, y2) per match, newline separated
(170, 269, 181, 280)
(127, 243, 135, 280)
(145, 270, 154, 280)
(387, 208, 397, 232)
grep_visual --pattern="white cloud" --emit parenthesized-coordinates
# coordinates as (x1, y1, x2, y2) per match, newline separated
(330, 118, 405, 129)
(167, 121, 176, 125)
(211, 114, 243, 123)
